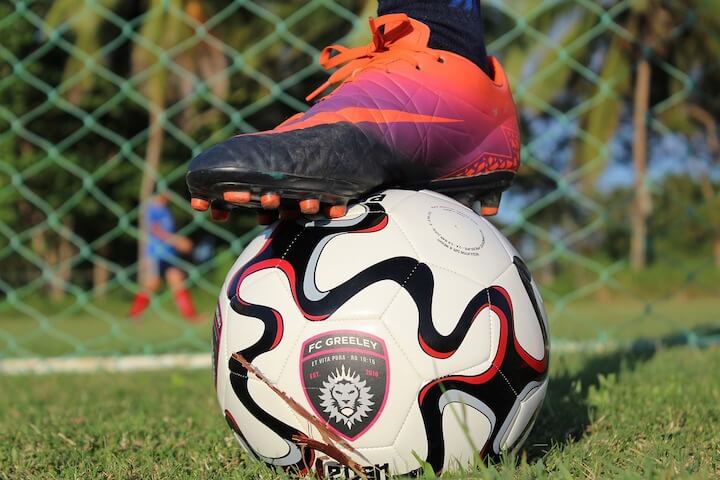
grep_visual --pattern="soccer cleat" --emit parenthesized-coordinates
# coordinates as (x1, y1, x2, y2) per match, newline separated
(187, 13, 520, 220)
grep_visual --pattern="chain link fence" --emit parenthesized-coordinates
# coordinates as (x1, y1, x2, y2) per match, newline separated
(1, 0, 719, 362)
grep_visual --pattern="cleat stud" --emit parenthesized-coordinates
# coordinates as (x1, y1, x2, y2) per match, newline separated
(211, 208, 230, 222)
(260, 192, 281, 210)
(223, 191, 251, 204)
(191, 198, 210, 211)
(325, 204, 347, 219)
(478, 192, 501, 217)
(299, 198, 320, 215)
(480, 206, 499, 216)
(257, 210, 278, 225)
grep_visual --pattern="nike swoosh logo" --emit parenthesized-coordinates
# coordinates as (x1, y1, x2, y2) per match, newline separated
(273, 107, 461, 133)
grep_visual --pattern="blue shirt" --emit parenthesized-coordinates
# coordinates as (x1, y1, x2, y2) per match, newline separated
(146, 202, 175, 260)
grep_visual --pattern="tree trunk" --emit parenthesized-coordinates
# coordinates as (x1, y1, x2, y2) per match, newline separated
(630, 58, 652, 270)
(685, 103, 720, 268)
(28, 209, 47, 281)
(93, 245, 110, 298)
(685, 104, 717, 202)
(137, 109, 165, 287)
(49, 219, 74, 300)
(46, 247, 59, 299)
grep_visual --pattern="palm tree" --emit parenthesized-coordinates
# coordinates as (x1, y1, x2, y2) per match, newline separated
(42, 0, 378, 291)
(129, 0, 229, 284)
(44, 0, 121, 104)
(685, 104, 720, 267)
(497, 0, 720, 269)
(45, 0, 229, 285)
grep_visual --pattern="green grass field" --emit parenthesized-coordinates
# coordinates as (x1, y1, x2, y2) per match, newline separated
(2, 345, 719, 479)
(2, 295, 719, 358)
(2, 286, 719, 478)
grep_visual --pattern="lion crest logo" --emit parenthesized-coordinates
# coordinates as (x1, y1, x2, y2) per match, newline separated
(300, 330, 389, 440)
(319, 365, 374, 429)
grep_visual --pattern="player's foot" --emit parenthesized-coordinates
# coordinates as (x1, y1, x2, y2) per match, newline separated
(187, 13, 520, 221)
(128, 292, 150, 320)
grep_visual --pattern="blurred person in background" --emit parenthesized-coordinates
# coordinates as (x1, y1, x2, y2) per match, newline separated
(129, 191, 199, 322)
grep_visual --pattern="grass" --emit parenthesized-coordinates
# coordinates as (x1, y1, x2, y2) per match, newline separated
(2, 341, 720, 478)
(546, 297, 720, 342)
(1, 295, 718, 358)
(1, 284, 719, 478)
(0, 294, 217, 358)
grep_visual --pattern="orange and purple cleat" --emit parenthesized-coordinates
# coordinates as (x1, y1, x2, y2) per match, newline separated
(187, 13, 520, 222)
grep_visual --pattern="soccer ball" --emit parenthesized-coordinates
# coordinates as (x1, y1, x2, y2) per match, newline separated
(213, 189, 549, 478)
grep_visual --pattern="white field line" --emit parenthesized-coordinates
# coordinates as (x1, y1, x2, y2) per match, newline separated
(1, 336, 717, 375)
(0, 353, 211, 375)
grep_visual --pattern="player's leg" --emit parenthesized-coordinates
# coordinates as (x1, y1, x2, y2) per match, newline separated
(165, 264, 199, 321)
(187, 0, 519, 221)
(129, 260, 161, 318)
(377, 0, 490, 75)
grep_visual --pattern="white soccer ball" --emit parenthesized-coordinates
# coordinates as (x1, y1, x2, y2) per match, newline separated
(212, 189, 549, 478)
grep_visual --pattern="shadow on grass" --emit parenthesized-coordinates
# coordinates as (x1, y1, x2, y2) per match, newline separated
(522, 325, 720, 461)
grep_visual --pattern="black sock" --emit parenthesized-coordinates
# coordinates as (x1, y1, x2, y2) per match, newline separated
(377, 0, 490, 76)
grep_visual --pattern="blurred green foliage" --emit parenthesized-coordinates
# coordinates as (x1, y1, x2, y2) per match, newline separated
(0, 0, 718, 358)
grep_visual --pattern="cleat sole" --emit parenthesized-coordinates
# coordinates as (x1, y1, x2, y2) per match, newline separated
(187, 169, 514, 220)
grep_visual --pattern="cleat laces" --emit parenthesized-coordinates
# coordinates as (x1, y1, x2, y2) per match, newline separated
(306, 14, 440, 102)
